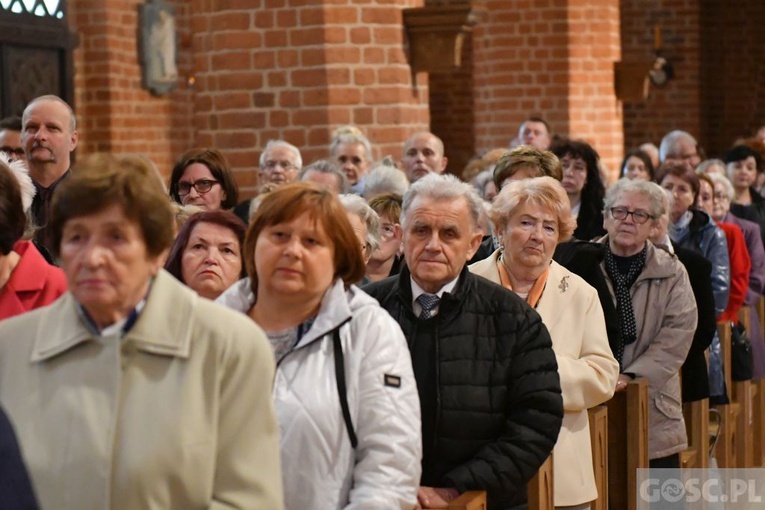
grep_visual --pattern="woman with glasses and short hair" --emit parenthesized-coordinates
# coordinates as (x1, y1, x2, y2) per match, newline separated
(599, 178, 697, 469)
(169, 148, 239, 211)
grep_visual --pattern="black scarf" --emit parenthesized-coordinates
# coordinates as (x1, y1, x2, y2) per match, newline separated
(604, 244, 647, 367)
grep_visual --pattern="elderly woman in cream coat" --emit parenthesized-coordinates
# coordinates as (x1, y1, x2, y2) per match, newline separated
(470, 176, 618, 509)
(0, 154, 282, 510)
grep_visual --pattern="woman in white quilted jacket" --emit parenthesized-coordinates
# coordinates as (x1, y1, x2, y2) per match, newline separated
(218, 182, 422, 510)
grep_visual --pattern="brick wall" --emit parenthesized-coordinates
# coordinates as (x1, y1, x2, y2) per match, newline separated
(620, 0, 701, 154)
(429, 34, 475, 176)
(699, 2, 765, 158)
(190, 0, 430, 196)
(472, 0, 623, 179)
(70, 0, 429, 194)
(71, 0, 193, 176)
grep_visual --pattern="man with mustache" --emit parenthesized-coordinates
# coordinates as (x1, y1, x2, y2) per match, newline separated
(22, 95, 78, 253)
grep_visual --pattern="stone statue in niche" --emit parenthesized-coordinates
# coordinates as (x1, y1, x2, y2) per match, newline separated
(139, 0, 178, 96)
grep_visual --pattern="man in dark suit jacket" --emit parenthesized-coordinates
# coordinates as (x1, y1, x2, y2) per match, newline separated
(0, 405, 38, 509)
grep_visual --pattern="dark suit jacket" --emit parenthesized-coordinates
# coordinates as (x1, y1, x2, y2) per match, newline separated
(0, 406, 38, 509)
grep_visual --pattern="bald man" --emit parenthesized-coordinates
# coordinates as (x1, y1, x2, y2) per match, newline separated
(401, 132, 448, 182)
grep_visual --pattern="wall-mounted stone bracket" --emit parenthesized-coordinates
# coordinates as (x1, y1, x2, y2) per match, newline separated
(402, 5, 484, 73)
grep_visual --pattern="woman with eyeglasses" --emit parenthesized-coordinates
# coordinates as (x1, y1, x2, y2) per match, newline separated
(599, 178, 697, 470)
(169, 148, 239, 211)
(366, 193, 404, 282)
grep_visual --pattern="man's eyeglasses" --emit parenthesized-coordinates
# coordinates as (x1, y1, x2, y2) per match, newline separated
(263, 160, 297, 172)
(609, 207, 653, 224)
(176, 179, 219, 196)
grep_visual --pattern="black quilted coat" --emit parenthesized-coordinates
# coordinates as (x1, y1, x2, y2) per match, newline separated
(363, 267, 563, 510)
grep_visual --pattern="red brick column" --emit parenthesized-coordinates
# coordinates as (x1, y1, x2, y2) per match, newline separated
(72, 0, 193, 174)
(190, 0, 430, 196)
(472, 0, 623, 180)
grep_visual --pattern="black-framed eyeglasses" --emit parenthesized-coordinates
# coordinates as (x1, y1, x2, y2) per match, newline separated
(609, 207, 653, 224)
(176, 179, 219, 196)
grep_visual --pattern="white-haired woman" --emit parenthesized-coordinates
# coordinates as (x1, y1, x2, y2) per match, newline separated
(0, 154, 66, 320)
(600, 178, 697, 469)
(363, 160, 409, 200)
(331, 125, 374, 195)
(339, 193, 381, 285)
(470, 176, 618, 509)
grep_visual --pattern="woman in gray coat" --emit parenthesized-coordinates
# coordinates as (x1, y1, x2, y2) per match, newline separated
(599, 179, 698, 468)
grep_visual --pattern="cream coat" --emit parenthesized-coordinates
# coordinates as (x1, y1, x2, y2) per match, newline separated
(0, 270, 283, 510)
(470, 252, 618, 506)
(596, 238, 697, 459)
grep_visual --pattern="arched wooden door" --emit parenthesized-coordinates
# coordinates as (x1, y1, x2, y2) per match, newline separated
(0, 0, 76, 117)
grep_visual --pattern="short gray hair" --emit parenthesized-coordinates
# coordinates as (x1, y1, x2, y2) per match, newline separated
(23, 94, 77, 132)
(330, 126, 373, 163)
(603, 178, 666, 220)
(402, 173, 484, 231)
(298, 159, 348, 193)
(706, 172, 735, 202)
(696, 158, 726, 176)
(659, 130, 697, 162)
(364, 162, 409, 199)
(338, 193, 381, 253)
(259, 140, 302, 170)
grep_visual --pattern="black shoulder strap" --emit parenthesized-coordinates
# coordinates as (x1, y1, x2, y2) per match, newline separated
(333, 324, 358, 449)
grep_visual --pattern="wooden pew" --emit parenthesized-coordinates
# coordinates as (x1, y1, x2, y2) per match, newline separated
(589, 406, 608, 510)
(448, 491, 487, 509)
(756, 299, 765, 466)
(527, 455, 553, 510)
(714, 321, 739, 468)
(733, 308, 755, 468)
(606, 378, 648, 510)
(682, 398, 709, 469)
(754, 378, 765, 467)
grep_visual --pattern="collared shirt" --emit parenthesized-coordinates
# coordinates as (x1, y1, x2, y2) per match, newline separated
(410, 276, 459, 318)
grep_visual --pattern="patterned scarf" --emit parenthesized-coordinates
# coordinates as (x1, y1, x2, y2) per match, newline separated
(604, 244, 647, 366)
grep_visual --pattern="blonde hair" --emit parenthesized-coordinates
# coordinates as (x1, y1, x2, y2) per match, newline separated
(490, 176, 576, 242)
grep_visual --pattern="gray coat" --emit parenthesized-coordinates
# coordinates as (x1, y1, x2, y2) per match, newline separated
(598, 240, 698, 459)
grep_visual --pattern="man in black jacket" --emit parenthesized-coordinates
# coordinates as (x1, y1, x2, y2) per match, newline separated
(363, 173, 562, 510)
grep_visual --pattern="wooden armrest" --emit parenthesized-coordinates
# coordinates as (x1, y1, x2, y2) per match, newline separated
(448, 491, 487, 509)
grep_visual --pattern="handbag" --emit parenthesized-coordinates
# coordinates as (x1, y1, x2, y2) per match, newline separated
(731, 322, 753, 381)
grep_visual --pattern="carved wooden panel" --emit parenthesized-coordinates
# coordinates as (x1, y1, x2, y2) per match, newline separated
(0, 0, 72, 118)
(2, 45, 61, 115)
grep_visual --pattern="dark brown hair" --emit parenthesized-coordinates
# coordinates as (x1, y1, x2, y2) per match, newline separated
(244, 182, 365, 295)
(0, 161, 25, 254)
(50, 153, 175, 258)
(164, 210, 247, 283)
(169, 148, 239, 209)
(657, 161, 700, 201)
(367, 193, 403, 224)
